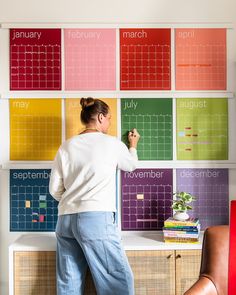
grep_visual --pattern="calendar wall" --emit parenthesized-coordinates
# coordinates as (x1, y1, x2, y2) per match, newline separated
(0, 1, 236, 294)
(0, 26, 236, 232)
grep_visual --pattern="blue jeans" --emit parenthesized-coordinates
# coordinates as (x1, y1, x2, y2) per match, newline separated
(56, 212, 134, 295)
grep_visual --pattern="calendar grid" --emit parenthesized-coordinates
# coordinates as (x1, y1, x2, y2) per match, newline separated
(10, 99, 62, 161)
(121, 44, 171, 90)
(177, 114, 228, 157)
(65, 98, 117, 139)
(122, 184, 172, 230)
(175, 29, 226, 90)
(10, 170, 58, 232)
(10, 29, 61, 90)
(120, 29, 171, 90)
(121, 98, 172, 161)
(65, 29, 116, 90)
(122, 113, 172, 160)
(121, 169, 173, 231)
(176, 98, 228, 160)
(176, 169, 229, 230)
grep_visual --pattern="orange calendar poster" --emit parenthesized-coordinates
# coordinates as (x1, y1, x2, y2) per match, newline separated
(65, 98, 117, 139)
(175, 29, 226, 90)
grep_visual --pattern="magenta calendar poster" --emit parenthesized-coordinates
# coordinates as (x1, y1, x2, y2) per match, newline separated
(10, 29, 61, 90)
(64, 29, 116, 90)
(120, 28, 171, 90)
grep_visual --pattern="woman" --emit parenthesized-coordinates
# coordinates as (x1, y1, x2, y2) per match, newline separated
(49, 97, 140, 295)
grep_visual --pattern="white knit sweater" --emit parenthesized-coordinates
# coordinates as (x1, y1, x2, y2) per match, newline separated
(49, 132, 138, 215)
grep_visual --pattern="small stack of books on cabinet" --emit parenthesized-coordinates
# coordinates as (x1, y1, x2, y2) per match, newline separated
(163, 217, 200, 243)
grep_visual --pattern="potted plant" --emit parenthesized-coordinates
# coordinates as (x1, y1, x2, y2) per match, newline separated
(172, 192, 196, 221)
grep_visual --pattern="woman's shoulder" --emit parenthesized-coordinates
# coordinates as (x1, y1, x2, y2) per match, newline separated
(59, 135, 82, 150)
(100, 133, 121, 144)
(60, 133, 123, 150)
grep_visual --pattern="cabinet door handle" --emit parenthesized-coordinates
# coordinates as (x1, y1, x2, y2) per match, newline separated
(176, 254, 182, 259)
(167, 254, 173, 259)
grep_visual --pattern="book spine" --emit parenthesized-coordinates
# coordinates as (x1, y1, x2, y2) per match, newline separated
(164, 239, 200, 244)
(164, 222, 199, 227)
(163, 227, 199, 232)
(163, 225, 200, 230)
(164, 237, 199, 242)
(163, 232, 199, 238)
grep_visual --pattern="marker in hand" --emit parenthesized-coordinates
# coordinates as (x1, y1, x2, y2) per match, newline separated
(128, 128, 140, 149)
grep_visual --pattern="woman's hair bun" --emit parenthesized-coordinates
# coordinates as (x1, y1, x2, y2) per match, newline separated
(80, 97, 95, 109)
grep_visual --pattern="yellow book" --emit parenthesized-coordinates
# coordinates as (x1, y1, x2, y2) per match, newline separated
(164, 217, 199, 227)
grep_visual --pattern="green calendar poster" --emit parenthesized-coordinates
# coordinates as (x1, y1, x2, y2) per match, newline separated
(121, 98, 172, 160)
(177, 98, 228, 160)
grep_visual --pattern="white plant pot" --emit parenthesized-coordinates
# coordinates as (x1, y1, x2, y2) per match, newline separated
(173, 211, 189, 221)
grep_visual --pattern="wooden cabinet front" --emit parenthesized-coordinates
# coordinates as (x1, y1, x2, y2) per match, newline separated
(14, 251, 56, 295)
(175, 250, 201, 295)
(127, 250, 175, 295)
(13, 249, 201, 295)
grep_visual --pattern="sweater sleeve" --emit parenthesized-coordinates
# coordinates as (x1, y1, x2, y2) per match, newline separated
(117, 141, 138, 172)
(49, 148, 65, 202)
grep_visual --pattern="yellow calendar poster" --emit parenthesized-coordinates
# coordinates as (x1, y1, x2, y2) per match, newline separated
(65, 98, 117, 139)
(10, 99, 62, 160)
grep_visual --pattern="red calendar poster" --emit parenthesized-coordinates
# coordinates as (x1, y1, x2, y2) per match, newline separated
(120, 28, 171, 90)
(10, 29, 61, 90)
(228, 200, 236, 295)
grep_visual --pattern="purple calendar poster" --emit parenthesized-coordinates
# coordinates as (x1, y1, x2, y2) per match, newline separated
(121, 169, 173, 230)
(176, 169, 229, 229)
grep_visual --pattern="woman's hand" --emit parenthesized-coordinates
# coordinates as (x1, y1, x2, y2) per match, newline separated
(128, 128, 140, 149)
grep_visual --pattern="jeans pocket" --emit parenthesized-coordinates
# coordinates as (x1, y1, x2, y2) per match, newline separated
(55, 215, 73, 238)
(103, 238, 125, 274)
(78, 212, 107, 241)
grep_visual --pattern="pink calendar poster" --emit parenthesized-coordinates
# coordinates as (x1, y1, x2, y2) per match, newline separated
(64, 29, 116, 90)
(10, 29, 61, 90)
(175, 29, 226, 90)
(120, 28, 171, 90)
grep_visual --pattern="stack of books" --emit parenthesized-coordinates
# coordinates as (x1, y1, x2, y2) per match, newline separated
(163, 217, 200, 243)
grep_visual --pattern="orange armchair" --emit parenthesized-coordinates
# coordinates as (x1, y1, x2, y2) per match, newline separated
(184, 225, 229, 295)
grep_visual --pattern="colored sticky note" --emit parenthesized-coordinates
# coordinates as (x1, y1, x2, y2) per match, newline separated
(25, 200, 31, 208)
(39, 195, 47, 201)
(39, 215, 45, 222)
(65, 98, 117, 139)
(137, 194, 144, 200)
(40, 202, 47, 208)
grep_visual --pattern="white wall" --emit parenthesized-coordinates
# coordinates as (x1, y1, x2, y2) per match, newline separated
(1, 0, 236, 294)
(0, 0, 235, 24)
